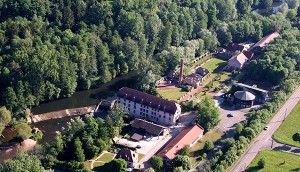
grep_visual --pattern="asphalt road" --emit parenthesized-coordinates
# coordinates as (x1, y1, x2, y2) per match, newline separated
(231, 86, 300, 172)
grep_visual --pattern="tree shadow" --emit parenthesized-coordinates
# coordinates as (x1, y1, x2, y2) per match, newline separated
(245, 166, 261, 172)
(273, 145, 291, 151)
(290, 167, 300, 171)
(291, 149, 300, 153)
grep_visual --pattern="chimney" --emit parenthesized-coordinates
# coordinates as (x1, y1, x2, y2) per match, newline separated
(178, 58, 184, 83)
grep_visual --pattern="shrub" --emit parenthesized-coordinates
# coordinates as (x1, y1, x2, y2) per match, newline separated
(150, 156, 163, 171)
(258, 157, 265, 168)
(293, 132, 300, 142)
(203, 140, 214, 152)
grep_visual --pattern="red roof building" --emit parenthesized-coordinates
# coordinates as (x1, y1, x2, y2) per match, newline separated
(157, 124, 204, 163)
(253, 32, 280, 48)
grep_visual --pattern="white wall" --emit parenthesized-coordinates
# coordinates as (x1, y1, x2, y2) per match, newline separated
(117, 97, 180, 126)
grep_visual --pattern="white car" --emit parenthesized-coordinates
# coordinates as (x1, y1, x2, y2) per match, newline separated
(264, 126, 270, 130)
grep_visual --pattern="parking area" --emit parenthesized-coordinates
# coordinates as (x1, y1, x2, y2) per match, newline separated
(214, 94, 249, 137)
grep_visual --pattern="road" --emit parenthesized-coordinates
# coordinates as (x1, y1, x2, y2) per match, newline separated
(231, 86, 300, 172)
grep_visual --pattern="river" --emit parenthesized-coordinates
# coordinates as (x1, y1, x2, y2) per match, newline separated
(31, 72, 137, 143)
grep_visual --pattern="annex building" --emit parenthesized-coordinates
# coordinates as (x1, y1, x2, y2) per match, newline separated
(117, 87, 181, 126)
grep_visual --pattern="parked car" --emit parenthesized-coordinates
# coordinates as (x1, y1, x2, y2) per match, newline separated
(264, 126, 270, 130)
(136, 145, 141, 149)
(227, 113, 234, 117)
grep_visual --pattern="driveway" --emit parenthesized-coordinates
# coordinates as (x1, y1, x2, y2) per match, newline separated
(214, 94, 249, 138)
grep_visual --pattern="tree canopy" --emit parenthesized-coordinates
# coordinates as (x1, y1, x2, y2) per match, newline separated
(196, 96, 220, 132)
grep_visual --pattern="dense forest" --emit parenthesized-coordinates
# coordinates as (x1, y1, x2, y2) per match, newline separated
(0, 0, 298, 116)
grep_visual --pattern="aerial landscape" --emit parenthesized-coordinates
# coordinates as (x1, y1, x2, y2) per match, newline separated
(1, 0, 300, 172)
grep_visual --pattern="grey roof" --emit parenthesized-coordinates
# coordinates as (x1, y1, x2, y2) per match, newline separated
(196, 67, 209, 77)
(234, 83, 268, 93)
(234, 91, 255, 101)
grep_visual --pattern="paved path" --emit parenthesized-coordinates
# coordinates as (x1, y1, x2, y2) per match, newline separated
(179, 73, 218, 103)
(231, 86, 300, 172)
(90, 151, 116, 169)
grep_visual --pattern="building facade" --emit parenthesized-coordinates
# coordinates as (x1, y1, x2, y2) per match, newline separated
(117, 87, 181, 126)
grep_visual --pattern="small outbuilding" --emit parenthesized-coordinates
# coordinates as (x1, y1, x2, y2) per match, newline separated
(234, 91, 255, 108)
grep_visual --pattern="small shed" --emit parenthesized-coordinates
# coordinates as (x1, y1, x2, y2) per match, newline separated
(234, 91, 255, 108)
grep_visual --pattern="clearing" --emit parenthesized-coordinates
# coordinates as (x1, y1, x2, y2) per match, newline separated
(202, 58, 227, 74)
(157, 87, 187, 100)
(246, 150, 300, 172)
(273, 101, 300, 147)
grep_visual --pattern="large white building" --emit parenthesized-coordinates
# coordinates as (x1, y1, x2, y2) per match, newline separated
(117, 87, 181, 126)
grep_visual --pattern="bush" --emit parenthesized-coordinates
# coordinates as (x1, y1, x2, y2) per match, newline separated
(203, 140, 214, 152)
(258, 157, 265, 168)
(172, 155, 191, 170)
(293, 132, 300, 142)
(182, 85, 193, 92)
(179, 146, 190, 156)
(150, 156, 163, 171)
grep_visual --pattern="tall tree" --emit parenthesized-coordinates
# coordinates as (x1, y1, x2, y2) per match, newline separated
(196, 96, 220, 132)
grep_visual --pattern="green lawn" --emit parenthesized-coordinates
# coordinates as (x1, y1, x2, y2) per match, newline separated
(246, 150, 300, 172)
(195, 91, 212, 99)
(157, 87, 187, 100)
(83, 161, 92, 170)
(184, 56, 212, 75)
(273, 101, 300, 147)
(98, 153, 115, 163)
(202, 58, 227, 74)
(190, 129, 224, 166)
(138, 153, 145, 162)
(93, 161, 105, 167)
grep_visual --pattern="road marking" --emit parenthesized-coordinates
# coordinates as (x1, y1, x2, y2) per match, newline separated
(265, 137, 269, 142)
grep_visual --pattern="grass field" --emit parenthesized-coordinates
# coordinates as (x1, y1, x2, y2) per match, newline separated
(202, 58, 227, 74)
(273, 101, 300, 147)
(190, 129, 224, 166)
(157, 87, 187, 100)
(93, 161, 105, 167)
(138, 153, 145, 162)
(98, 153, 114, 163)
(246, 150, 300, 172)
(83, 161, 92, 170)
(184, 56, 212, 75)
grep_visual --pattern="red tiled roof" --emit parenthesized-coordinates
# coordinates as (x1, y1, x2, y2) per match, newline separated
(157, 124, 204, 160)
(117, 87, 179, 114)
(226, 43, 245, 52)
(253, 32, 280, 48)
(132, 119, 167, 136)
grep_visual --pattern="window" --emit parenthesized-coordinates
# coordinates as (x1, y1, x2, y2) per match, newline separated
(163, 116, 165, 118)
(134, 110, 135, 113)
(118, 100, 120, 103)
(159, 115, 161, 118)
(169, 117, 171, 121)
